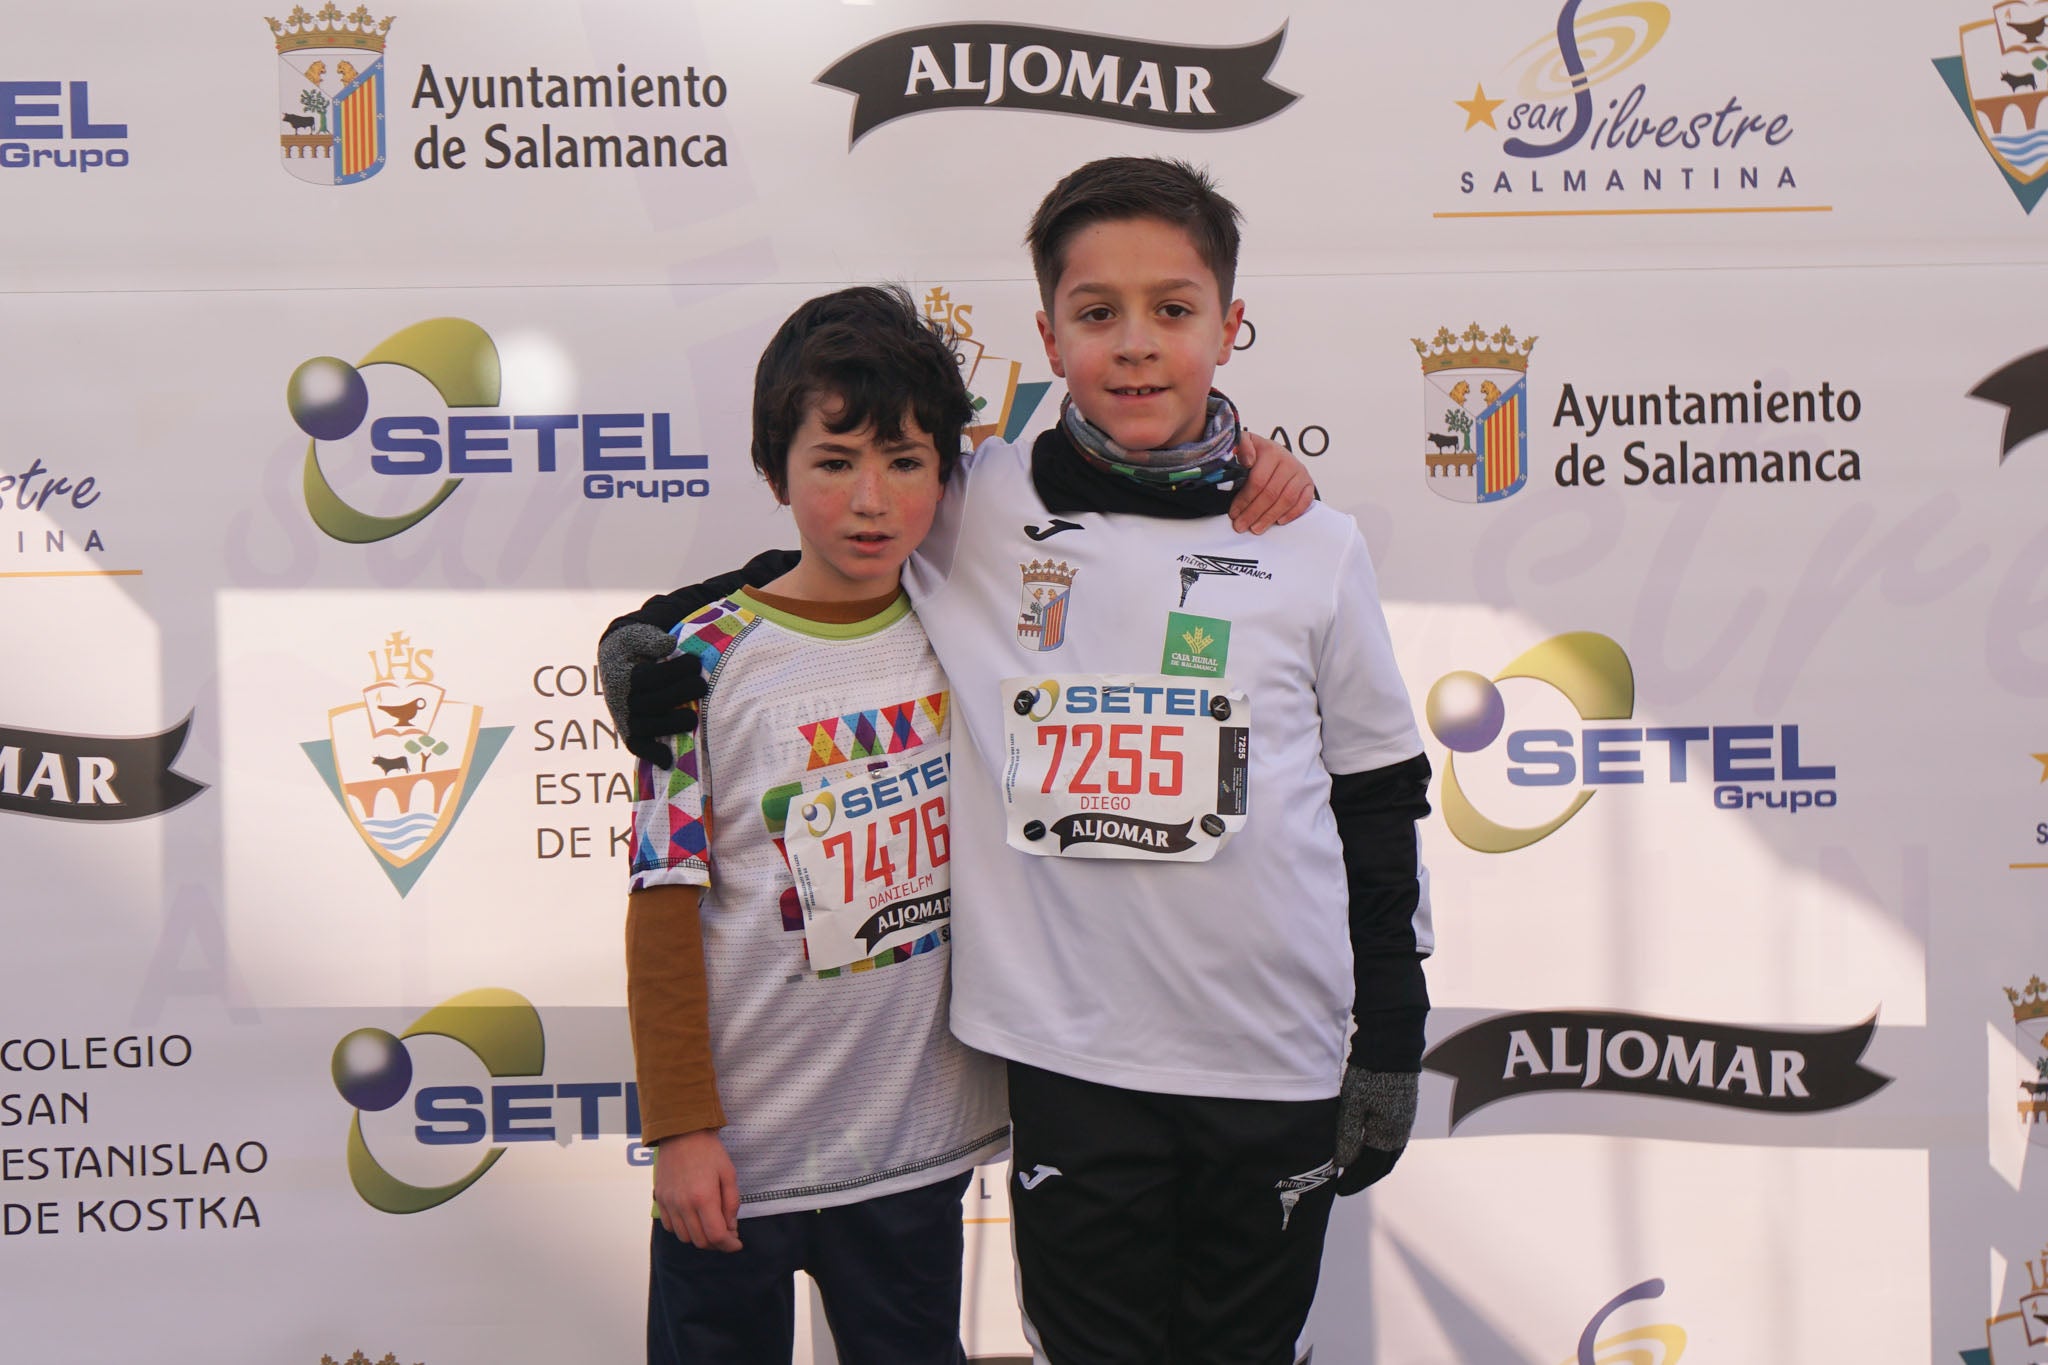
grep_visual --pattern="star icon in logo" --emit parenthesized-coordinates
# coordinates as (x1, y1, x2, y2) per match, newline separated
(1455, 82, 1505, 131)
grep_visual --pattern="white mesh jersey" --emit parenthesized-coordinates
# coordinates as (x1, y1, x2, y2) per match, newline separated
(905, 439, 1430, 1101)
(628, 588, 1007, 1217)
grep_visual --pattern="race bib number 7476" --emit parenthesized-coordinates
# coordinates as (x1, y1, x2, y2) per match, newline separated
(1000, 674, 1249, 861)
(783, 749, 952, 971)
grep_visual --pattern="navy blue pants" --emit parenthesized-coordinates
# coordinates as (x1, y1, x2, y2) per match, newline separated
(647, 1169, 973, 1365)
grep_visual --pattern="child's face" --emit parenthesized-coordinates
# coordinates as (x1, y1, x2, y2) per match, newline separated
(1036, 215, 1244, 451)
(775, 398, 943, 601)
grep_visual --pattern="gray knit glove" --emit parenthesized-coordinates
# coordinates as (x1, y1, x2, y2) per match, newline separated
(1334, 1067, 1417, 1195)
(598, 622, 703, 769)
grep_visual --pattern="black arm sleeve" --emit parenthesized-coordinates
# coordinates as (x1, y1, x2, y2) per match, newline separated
(602, 547, 801, 641)
(1329, 751, 1434, 1073)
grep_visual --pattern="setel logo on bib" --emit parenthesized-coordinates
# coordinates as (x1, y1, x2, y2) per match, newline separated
(1001, 675, 1249, 861)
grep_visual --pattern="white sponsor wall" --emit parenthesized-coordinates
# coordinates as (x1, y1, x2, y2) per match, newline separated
(3, 2, 2046, 1362)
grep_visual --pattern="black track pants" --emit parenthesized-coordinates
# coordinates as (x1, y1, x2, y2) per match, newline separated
(1006, 1061, 1339, 1365)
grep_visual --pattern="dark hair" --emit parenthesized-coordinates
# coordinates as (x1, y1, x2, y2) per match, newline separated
(751, 285, 974, 495)
(1025, 157, 1242, 313)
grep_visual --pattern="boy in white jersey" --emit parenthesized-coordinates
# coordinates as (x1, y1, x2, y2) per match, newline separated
(625, 286, 1006, 1365)
(606, 160, 1429, 1365)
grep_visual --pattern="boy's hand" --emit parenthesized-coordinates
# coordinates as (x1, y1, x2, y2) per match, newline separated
(1229, 429, 1317, 534)
(1334, 1067, 1417, 1195)
(654, 1129, 743, 1252)
(599, 624, 706, 769)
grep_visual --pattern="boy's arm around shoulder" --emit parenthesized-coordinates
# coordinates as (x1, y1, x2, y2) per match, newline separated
(602, 546, 801, 642)
(597, 547, 799, 767)
(1227, 429, 1317, 534)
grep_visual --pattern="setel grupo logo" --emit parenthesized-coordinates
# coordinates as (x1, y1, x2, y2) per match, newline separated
(0, 80, 128, 174)
(286, 317, 709, 544)
(332, 988, 642, 1214)
(1428, 632, 1837, 853)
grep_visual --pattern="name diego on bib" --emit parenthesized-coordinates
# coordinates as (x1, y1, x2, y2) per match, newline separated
(1001, 674, 1249, 861)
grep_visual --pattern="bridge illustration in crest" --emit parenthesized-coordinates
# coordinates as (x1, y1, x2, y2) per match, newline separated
(1975, 86, 2048, 133)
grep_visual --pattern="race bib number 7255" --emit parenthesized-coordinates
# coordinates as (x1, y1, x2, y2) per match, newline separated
(1000, 674, 1249, 861)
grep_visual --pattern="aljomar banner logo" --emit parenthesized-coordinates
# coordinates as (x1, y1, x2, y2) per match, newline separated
(1975, 345, 2048, 463)
(0, 717, 206, 822)
(1423, 1009, 1890, 1129)
(817, 23, 1297, 145)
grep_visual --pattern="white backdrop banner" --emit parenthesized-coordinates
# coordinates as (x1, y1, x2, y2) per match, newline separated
(5, 2, 2048, 1362)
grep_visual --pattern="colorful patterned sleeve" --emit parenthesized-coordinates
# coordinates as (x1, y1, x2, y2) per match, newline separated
(626, 601, 753, 892)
